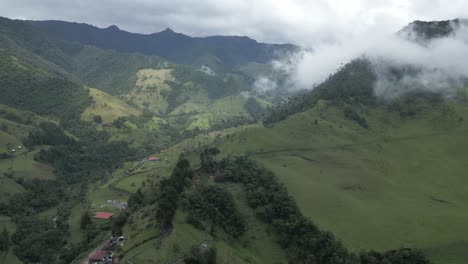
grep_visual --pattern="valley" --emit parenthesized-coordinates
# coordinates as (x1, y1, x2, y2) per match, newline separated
(0, 14, 467, 264)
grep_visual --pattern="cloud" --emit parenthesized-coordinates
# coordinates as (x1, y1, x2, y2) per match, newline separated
(2, 0, 468, 44)
(253, 76, 278, 93)
(271, 21, 468, 98)
(2, 0, 468, 98)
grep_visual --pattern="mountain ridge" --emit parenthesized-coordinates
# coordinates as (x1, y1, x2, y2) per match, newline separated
(26, 19, 298, 70)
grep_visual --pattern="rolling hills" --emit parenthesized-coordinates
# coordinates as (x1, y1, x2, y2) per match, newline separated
(1, 16, 467, 264)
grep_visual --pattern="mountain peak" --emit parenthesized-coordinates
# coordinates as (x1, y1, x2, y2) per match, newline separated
(106, 25, 120, 31)
(160, 27, 175, 34)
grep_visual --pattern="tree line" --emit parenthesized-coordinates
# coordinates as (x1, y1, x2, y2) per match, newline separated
(203, 150, 430, 264)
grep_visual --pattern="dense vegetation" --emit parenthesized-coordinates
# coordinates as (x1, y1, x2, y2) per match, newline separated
(265, 59, 376, 124)
(0, 227, 9, 251)
(0, 50, 91, 118)
(184, 185, 246, 238)
(208, 153, 430, 264)
(156, 159, 194, 229)
(399, 19, 466, 40)
(11, 216, 68, 263)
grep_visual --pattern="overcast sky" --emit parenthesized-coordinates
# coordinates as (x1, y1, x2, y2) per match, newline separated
(1, 0, 468, 44)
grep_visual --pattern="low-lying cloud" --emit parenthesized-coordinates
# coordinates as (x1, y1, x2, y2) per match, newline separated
(273, 21, 468, 98)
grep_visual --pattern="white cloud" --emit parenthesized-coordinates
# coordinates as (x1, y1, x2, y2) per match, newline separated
(273, 22, 468, 97)
(1, 0, 468, 44)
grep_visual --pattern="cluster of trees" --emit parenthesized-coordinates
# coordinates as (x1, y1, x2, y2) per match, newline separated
(27, 120, 137, 184)
(0, 108, 34, 125)
(387, 91, 443, 117)
(265, 59, 376, 124)
(25, 121, 75, 146)
(111, 114, 181, 154)
(244, 97, 267, 121)
(0, 50, 91, 119)
(171, 65, 249, 99)
(211, 156, 430, 264)
(156, 159, 194, 228)
(0, 179, 67, 216)
(6, 116, 140, 263)
(200, 147, 221, 173)
(344, 107, 368, 129)
(185, 185, 246, 238)
(0, 227, 9, 251)
(128, 189, 145, 211)
(11, 212, 70, 263)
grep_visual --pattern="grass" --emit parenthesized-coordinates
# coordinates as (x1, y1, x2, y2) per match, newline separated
(68, 203, 87, 244)
(81, 87, 141, 123)
(0, 177, 24, 203)
(0, 248, 22, 264)
(0, 104, 56, 204)
(125, 68, 173, 115)
(0, 216, 21, 264)
(120, 182, 287, 264)
(214, 101, 468, 264)
(0, 149, 55, 180)
(0, 148, 55, 202)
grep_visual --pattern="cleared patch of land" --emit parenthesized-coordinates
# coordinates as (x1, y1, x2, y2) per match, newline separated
(81, 87, 141, 123)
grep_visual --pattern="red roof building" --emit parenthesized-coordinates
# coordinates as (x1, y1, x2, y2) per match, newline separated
(147, 157, 161, 161)
(94, 212, 114, 219)
(89, 250, 108, 262)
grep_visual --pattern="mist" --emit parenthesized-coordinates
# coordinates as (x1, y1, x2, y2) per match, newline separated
(272, 21, 468, 98)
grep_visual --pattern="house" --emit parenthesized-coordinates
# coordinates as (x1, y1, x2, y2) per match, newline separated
(147, 157, 161, 161)
(17, 146, 22, 149)
(11, 148, 15, 152)
(94, 212, 114, 219)
(88, 250, 110, 263)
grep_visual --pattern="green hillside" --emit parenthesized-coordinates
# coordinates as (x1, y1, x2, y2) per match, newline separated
(0, 49, 91, 118)
(212, 97, 468, 264)
(81, 87, 141, 123)
(1, 14, 467, 264)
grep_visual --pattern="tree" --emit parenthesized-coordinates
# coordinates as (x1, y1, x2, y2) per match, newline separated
(200, 148, 220, 173)
(93, 115, 103, 124)
(0, 227, 9, 251)
(80, 211, 92, 230)
(128, 189, 144, 211)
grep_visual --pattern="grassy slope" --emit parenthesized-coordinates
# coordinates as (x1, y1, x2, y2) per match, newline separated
(0, 104, 56, 204)
(124, 68, 173, 115)
(0, 216, 22, 264)
(121, 184, 287, 264)
(0, 104, 59, 263)
(103, 125, 265, 263)
(81, 87, 141, 123)
(214, 100, 468, 264)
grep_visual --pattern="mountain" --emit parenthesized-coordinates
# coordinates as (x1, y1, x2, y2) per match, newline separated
(0, 17, 273, 135)
(399, 18, 468, 40)
(28, 20, 298, 71)
(1, 16, 467, 264)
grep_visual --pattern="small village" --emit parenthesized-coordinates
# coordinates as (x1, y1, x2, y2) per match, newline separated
(83, 235, 125, 264)
(81, 156, 162, 264)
